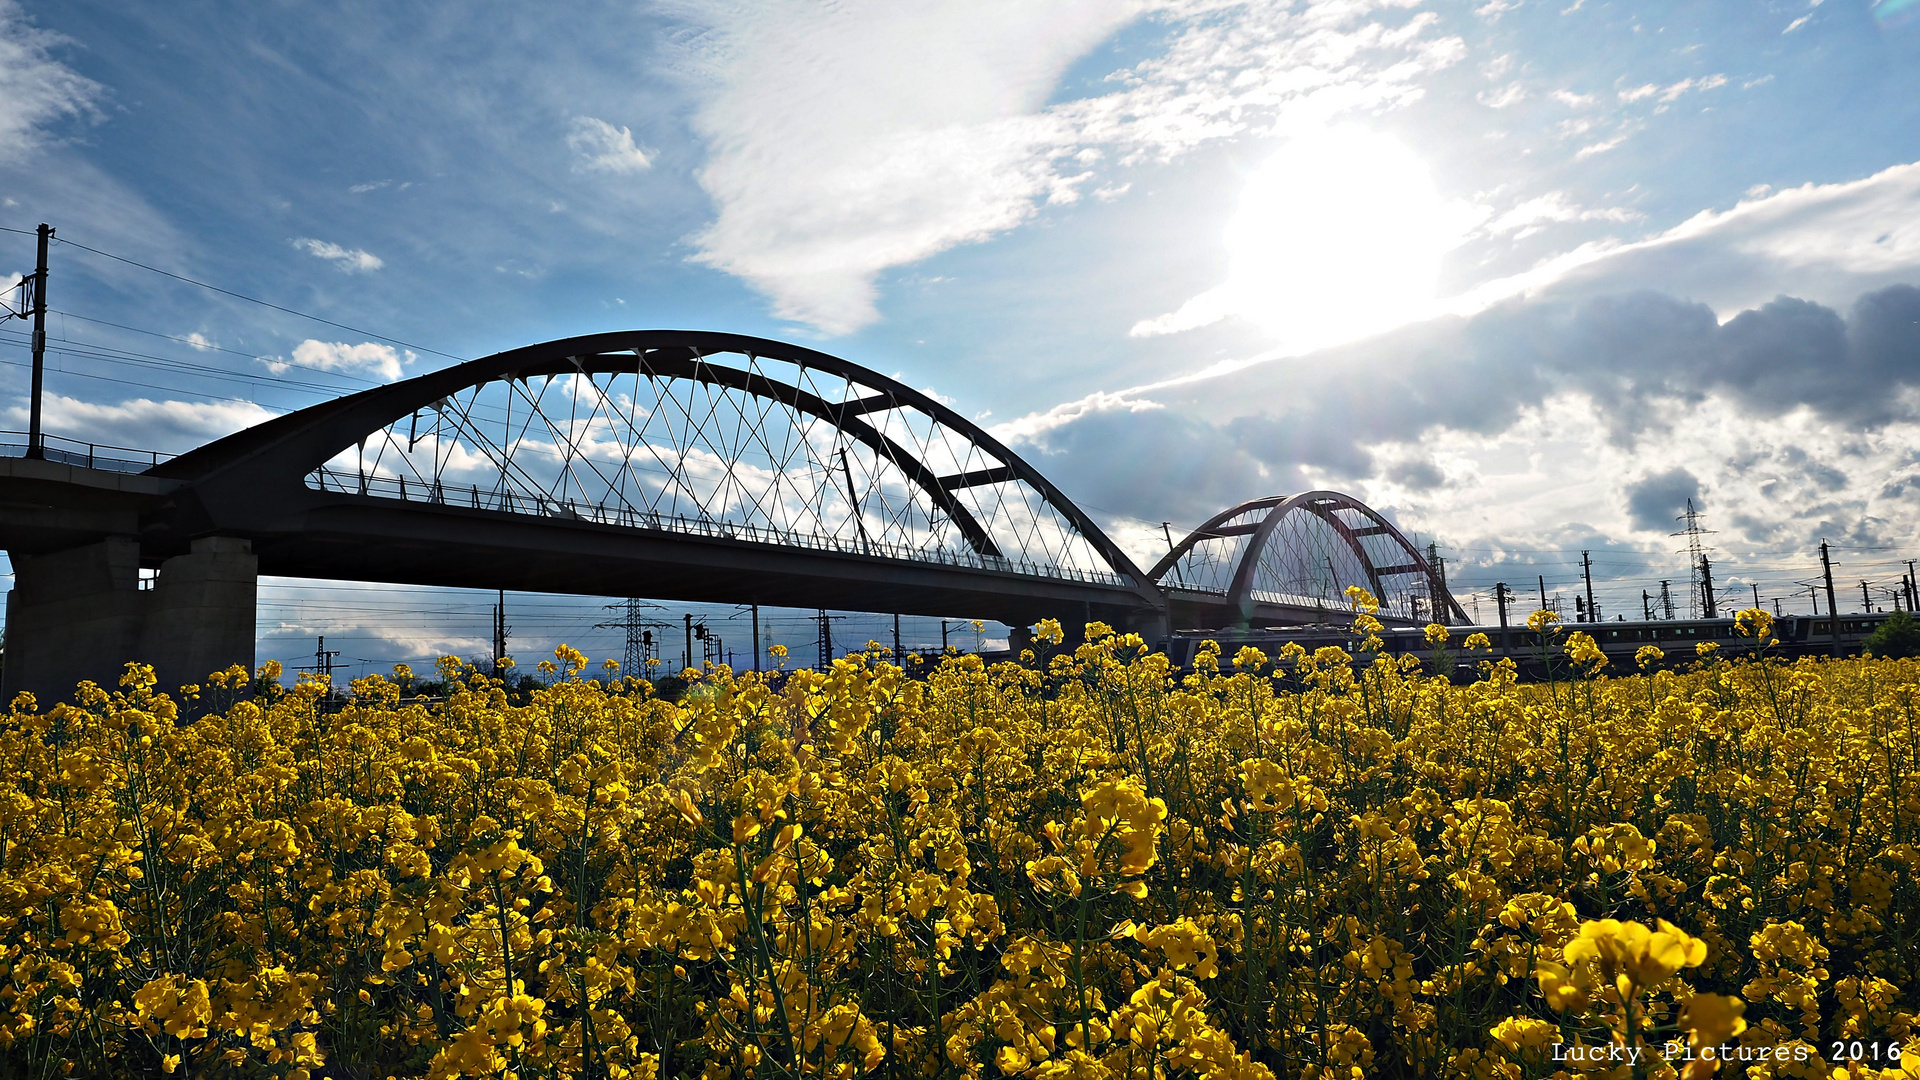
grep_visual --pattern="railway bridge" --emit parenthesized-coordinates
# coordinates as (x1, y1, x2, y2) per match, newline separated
(1, 330, 1456, 698)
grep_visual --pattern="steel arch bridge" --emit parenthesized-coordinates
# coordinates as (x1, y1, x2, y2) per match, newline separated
(1, 329, 1471, 697)
(140, 329, 1167, 629)
(1150, 492, 1467, 630)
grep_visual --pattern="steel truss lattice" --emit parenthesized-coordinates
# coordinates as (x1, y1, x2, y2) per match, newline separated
(295, 333, 1142, 588)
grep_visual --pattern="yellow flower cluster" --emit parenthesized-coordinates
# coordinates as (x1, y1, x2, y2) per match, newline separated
(2, 621, 1919, 1080)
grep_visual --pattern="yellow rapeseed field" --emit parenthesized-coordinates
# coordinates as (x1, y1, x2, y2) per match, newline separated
(2, 596, 1917, 1080)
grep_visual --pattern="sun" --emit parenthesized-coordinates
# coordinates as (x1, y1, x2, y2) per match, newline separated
(1222, 127, 1462, 353)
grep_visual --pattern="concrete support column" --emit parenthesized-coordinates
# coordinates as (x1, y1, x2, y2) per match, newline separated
(2, 536, 256, 706)
(4, 537, 146, 703)
(139, 536, 258, 695)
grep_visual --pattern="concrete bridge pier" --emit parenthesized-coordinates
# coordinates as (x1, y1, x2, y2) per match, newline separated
(3, 536, 257, 706)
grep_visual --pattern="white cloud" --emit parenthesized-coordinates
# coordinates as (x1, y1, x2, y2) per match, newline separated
(291, 237, 384, 273)
(350, 179, 392, 193)
(990, 388, 1166, 443)
(1618, 75, 1726, 105)
(566, 116, 653, 173)
(272, 340, 413, 382)
(0, 0, 102, 164)
(1352, 395, 1920, 586)
(1551, 89, 1595, 107)
(6, 393, 278, 454)
(1446, 158, 1920, 319)
(1479, 82, 1528, 108)
(185, 332, 214, 351)
(674, 0, 1464, 334)
(1574, 134, 1628, 158)
(1486, 190, 1639, 236)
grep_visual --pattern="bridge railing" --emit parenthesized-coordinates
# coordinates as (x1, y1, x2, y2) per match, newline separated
(307, 465, 1131, 588)
(0, 431, 173, 474)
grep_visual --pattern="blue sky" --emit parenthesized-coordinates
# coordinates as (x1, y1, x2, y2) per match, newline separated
(4, 0, 1920, 672)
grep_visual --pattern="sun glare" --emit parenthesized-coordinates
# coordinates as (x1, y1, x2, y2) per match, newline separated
(1223, 127, 1461, 354)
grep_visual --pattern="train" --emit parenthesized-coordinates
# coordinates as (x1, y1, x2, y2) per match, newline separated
(1164, 610, 1905, 676)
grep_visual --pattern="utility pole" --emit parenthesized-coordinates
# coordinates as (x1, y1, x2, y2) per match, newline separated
(893, 613, 901, 663)
(684, 613, 693, 673)
(26, 223, 51, 459)
(816, 609, 833, 671)
(1699, 556, 1717, 619)
(1908, 560, 1918, 609)
(1494, 582, 1510, 651)
(1161, 522, 1184, 585)
(315, 636, 340, 688)
(1751, 583, 1761, 609)
(1820, 540, 1840, 654)
(1862, 580, 1872, 613)
(752, 605, 762, 672)
(1642, 590, 1652, 620)
(1537, 574, 1547, 616)
(1807, 583, 1820, 616)
(492, 589, 510, 677)
(1660, 580, 1674, 620)
(1581, 551, 1597, 624)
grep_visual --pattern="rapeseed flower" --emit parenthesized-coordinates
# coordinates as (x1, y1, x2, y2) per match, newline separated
(1, 638, 1913, 1078)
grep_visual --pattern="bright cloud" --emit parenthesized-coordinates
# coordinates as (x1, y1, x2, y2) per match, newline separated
(6, 393, 277, 453)
(291, 237, 384, 273)
(1131, 127, 1477, 353)
(1479, 82, 1528, 108)
(1447, 158, 1920, 320)
(272, 340, 413, 382)
(567, 116, 653, 173)
(1618, 74, 1726, 105)
(0, 0, 101, 164)
(676, 0, 1463, 334)
(1574, 134, 1628, 159)
(1486, 191, 1639, 237)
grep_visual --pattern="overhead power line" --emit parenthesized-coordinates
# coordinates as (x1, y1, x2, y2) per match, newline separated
(49, 309, 387, 384)
(38, 233, 468, 363)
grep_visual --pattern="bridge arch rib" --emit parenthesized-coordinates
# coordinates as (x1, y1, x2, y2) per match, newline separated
(148, 331, 1163, 624)
(1149, 491, 1468, 629)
